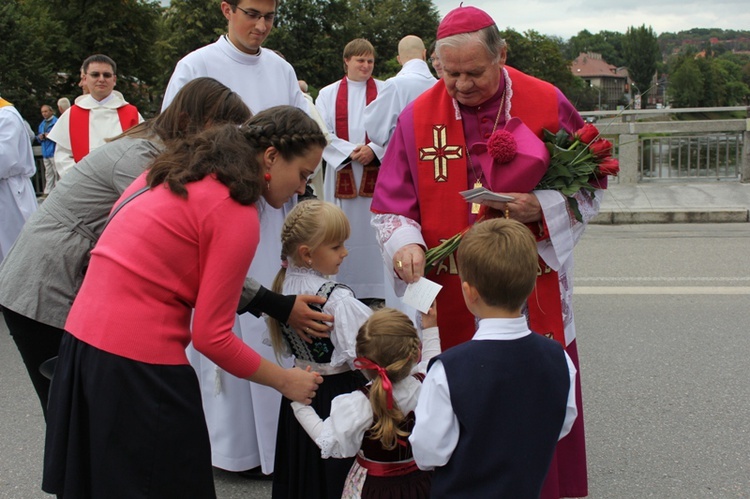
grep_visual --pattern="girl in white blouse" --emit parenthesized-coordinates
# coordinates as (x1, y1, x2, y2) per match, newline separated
(291, 307, 441, 499)
(268, 200, 374, 499)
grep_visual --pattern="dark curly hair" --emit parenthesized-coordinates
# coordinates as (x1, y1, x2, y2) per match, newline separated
(146, 106, 327, 206)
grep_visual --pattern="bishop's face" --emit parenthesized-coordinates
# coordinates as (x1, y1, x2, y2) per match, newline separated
(440, 41, 505, 107)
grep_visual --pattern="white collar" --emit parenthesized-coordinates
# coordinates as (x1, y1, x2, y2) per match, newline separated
(472, 316, 532, 341)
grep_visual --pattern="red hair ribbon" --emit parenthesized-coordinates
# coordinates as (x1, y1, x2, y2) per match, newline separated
(354, 357, 394, 410)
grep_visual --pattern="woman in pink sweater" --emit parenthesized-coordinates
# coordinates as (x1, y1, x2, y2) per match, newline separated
(42, 106, 327, 499)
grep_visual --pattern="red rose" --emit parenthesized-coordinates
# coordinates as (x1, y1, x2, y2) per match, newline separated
(588, 138, 612, 159)
(487, 130, 517, 164)
(597, 157, 620, 177)
(575, 123, 599, 144)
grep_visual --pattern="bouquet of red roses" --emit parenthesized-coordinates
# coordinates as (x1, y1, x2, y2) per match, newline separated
(424, 123, 618, 273)
(535, 123, 619, 222)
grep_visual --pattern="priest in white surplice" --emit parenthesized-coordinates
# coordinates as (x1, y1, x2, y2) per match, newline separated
(161, 0, 324, 478)
(0, 98, 38, 264)
(363, 35, 437, 149)
(49, 55, 143, 177)
(316, 38, 385, 302)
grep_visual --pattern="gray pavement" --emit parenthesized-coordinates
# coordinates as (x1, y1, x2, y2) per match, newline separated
(596, 181, 750, 224)
(3, 182, 750, 498)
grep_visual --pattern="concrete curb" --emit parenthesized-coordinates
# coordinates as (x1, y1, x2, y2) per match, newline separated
(592, 208, 750, 224)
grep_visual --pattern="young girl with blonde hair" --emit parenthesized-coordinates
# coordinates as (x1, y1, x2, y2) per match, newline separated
(291, 307, 441, 498)
(269, 199, 374, 499)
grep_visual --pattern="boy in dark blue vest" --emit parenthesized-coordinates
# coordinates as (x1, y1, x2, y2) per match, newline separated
(409, 218, 578, 498)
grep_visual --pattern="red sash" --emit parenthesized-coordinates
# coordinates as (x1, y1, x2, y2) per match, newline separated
(69, 104, 140, 163)
(334, 77, 378, 198)
(356, 455, 419, 477)
(412, 67, 565, 350)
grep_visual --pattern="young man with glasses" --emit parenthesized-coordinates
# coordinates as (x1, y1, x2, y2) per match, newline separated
(161, 0, 317, 483)
(47, 54, 142, 177)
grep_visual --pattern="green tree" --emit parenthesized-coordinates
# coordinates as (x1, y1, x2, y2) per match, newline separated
(566, 30, 625, 68)
(155, 0, 227, 92)
(265, 0, 353, 88)
(502, 29, 583, 102)
(0, 1, 68, 120)
(669, 58, 704, 107)
(622, 25, 660, 102)
(265, 0, 439, 89)
(41, 0, 163, 115)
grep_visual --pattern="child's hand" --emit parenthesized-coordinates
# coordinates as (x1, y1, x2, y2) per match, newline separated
(420, 302, 437, 329)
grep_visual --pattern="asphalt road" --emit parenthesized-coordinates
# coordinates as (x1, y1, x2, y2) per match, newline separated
(1, 223, 749, 498)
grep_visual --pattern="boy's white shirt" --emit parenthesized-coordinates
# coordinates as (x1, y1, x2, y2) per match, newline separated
(409, 316, 578, 470)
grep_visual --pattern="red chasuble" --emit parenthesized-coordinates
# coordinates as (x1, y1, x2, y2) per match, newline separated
(69, 104, 140, 163)
(334, 77, 378, 198)
(412, 66, 561, 350)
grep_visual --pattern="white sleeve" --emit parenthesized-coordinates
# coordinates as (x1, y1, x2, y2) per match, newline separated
(327, 289, 374, 368)
(0, 111, 35, 179)
(53, 143, 75, 177)
(409, 360, 459, 469)
(161, 59, 198, 112)
(294, 391, 373, 459)
(559, 351, 578, 440)
(371, 213, 425, 297)
(363, 81, 400, 148)
(291, 401, 325, 440)
(535, 188, 602, 271)
(416, 326, 441, 373)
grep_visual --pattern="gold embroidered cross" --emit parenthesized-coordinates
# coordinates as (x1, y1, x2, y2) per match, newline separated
(419, 125, 463, 182)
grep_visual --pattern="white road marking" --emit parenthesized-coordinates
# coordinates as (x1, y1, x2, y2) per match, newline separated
(576, 287, 750, 295)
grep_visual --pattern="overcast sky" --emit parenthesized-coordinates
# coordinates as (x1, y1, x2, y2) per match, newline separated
(432, 0, 750, 40)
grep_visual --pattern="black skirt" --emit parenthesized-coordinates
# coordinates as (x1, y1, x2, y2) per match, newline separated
(272, 369, 367, 499)
(43, 332, 216, 498)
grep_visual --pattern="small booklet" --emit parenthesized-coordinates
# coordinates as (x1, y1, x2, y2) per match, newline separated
(460, 187, 515, 204)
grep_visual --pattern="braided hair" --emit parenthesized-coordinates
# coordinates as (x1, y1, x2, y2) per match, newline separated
(267, 200, 350, 360)
(239, 105, 327, 161)
(356, 308, 422, 450)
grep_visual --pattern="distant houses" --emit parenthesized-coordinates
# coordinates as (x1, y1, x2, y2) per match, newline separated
(571, 52, 666, 110)
(570, 52, 628, 110)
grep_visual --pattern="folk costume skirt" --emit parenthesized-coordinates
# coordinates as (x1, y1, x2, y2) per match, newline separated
(272, 369, 367, 499)
(343, 458, 432, 499)
(42, 332, 216, 498)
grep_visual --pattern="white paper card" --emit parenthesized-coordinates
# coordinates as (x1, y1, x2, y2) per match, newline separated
(403, 278, 443, 314)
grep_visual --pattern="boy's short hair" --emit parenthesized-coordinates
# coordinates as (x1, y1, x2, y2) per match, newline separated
(457, 218, 538, 311)
(343, 38, 375, 60)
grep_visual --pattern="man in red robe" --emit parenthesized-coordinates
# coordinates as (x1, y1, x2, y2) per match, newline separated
(371, 6, 604, 498)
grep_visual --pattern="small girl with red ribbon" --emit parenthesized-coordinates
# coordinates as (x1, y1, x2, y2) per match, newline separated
(292, 306, 441, 499)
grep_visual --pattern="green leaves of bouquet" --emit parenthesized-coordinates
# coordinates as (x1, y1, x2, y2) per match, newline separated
(535, 124, 619, 222)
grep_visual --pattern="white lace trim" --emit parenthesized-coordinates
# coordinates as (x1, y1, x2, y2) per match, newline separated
(317, 424, 346, 459)
(286, 263, 324, 278)
(371, 213, 421, 249)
